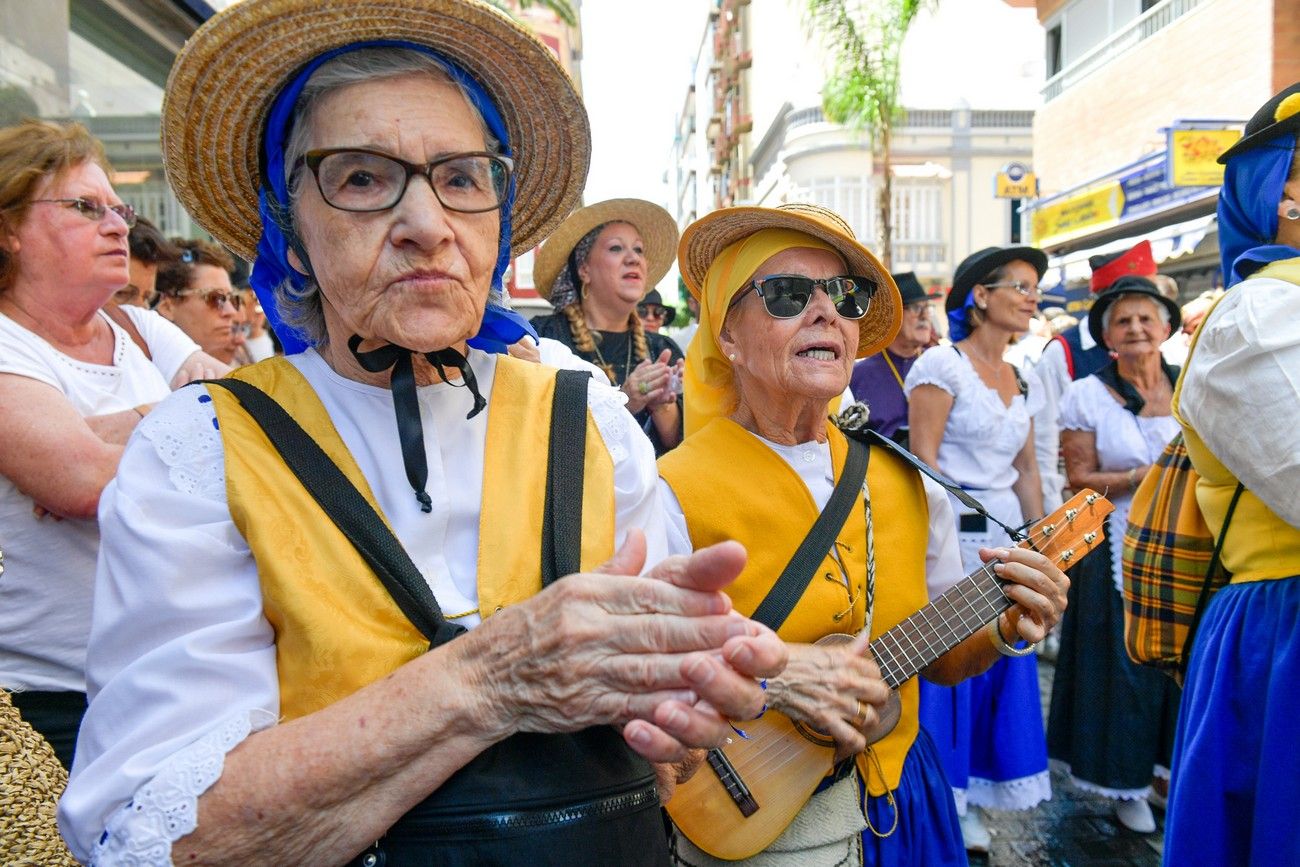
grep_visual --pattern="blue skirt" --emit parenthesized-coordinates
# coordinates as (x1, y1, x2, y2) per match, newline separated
(860, 727, 965, 867)
(1165, 577, 1300, 867)
(919, 655, 1050, 811)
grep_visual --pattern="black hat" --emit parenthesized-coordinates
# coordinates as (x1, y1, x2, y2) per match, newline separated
(1217, 82, 1300, 164)
(638, 289, 676, 324)
(891, 271, 930, 306)
(1087, 276, 1182, 348)
(946, 245, 1049, 313)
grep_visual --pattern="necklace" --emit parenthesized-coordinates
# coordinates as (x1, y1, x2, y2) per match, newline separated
(589, 330, 634, 385)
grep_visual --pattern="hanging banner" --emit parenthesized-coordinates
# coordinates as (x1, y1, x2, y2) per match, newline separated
(1030, 182, 1124, 248)
(1168, 127, 1241, 186)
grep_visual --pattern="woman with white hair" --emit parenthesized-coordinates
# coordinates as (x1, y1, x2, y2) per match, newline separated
(1047, 276, 1184, 834)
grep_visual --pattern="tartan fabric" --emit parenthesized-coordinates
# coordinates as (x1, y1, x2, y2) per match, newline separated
(1122, 432, 1226, 678)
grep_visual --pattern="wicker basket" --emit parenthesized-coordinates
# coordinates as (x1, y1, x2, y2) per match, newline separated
(1, 690, 78, 864)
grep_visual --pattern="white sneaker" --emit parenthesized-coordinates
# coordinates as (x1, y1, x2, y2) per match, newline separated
(1116, 798, 1157, 833)
(958, 808, 991, 852)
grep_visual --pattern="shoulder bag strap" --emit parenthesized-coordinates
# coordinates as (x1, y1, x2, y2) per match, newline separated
(103, 304, 151, 361)
(1181, 481, 1246, 676)
(541, 369, 591, 587)
(751, 435, 869, 631)
(204, 378, 464, 648)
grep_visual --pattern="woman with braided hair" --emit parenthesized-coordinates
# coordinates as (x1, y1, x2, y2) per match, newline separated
(532, 198, 685, 454)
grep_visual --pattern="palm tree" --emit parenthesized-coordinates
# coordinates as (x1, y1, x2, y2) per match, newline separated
(484, 0, 578, 26)
(802, 0, 928, 268)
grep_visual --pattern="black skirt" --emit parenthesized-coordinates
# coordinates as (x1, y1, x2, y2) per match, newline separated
(1047, 531, 1182, 793)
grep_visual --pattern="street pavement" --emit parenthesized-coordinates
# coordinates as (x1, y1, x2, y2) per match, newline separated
(967, 657, 1166, 866)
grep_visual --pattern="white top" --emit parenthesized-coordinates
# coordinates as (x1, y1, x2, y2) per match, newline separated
(59, 348, 668, 863)
(1060, 374, 1180, 591)
(1179, 275, 1300, 528)
(904, 346, 1038, 494)
(1030, 339, 1070, 513)
(658, 432, 965, 603)
(0, 307, 199, 692)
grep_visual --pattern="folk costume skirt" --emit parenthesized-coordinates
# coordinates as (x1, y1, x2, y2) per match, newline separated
(920, 488, 1051, 813)
(860, 727, 965, 867)
(1164, 576, 1300, 867)
(1047, 535, 1181, 798)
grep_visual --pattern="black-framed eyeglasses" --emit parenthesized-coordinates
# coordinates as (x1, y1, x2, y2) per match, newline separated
(982, 279, 1042, 298)
(173, 287, 246, 311)
(29, 197, 136, 228)
(300, 148, 513, 214)
(730, 274, 877, 320)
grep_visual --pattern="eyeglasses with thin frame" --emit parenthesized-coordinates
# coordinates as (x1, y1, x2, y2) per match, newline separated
(982, 280, 1042, 298)
(903, 301, 931, 317)
(28, 197, 136, 228)
(172, 287, 246, 312)
(730, 273, 877, 320)
(299, 148, 514, 214)
(113, 284, 153, 306)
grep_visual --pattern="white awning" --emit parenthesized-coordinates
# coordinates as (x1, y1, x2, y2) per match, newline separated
(1041, 214, 1217, 288)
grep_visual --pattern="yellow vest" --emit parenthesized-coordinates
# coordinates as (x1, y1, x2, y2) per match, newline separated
(1173, 258, 1300, 584)
(658, 418, 929, 797)
(207, 356, 616, 720)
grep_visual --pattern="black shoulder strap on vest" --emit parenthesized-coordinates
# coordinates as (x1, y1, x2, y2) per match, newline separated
(1181, 481, 1247, 677)
(541, 369, 591, 587)
(751, 435, 869, 631)
(204, 378, 465, 648)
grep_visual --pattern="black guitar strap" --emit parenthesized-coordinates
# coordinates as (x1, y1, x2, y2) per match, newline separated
(836, 403, 1029, 542)
(750, 435, 869, 632)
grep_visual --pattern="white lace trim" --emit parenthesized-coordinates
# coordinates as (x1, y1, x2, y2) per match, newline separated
(90, 709, 276, 866)
(965, 768, 1052, 811)
(587, 379, 631, 464)
(1153, 764, 1171, 781)
(139, 387, 227, 503)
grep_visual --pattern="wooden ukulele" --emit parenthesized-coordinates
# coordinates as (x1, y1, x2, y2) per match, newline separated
(667, 489, 1113, 861)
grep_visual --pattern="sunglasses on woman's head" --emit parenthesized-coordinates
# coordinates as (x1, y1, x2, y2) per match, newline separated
(730, 274, 876, 320)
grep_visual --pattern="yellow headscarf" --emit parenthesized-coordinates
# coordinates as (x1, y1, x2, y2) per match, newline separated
(683, 228, 841, 436)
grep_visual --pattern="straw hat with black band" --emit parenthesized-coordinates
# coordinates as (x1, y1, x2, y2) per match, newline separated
(533, 198, 678, 307)
(677, 202, 900, 435)
(161, 0, 589, 356)
(1086, 275, 1182, 349)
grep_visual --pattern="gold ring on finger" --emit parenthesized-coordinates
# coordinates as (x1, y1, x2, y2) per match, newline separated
(852, 698, 867, 727)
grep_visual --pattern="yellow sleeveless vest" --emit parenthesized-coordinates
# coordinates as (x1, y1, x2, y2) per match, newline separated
(658, 418, 929, 797)
(207, 356, 616, 720)
(1173, 258, 1300, 584)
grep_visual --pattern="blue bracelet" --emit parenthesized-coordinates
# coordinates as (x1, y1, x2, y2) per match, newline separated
(727, 679, 769, 740)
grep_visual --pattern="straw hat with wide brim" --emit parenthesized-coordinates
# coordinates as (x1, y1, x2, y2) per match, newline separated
(532, 198, 679, 302)
(678, 202, 901, 359)
(161, 0, 590, 262)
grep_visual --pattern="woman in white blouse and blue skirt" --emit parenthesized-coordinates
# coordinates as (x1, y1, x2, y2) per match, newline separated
(905, 246, 1052, 852)
(1048, 277, 1183, 835)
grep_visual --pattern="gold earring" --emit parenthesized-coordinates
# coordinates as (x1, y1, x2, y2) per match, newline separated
(580, 281, 590, 300)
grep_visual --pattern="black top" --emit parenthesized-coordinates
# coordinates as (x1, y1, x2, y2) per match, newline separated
(531, 313, 684, 455)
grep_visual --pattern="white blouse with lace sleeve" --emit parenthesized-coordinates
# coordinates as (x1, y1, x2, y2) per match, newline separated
(59, 349, 666, 864)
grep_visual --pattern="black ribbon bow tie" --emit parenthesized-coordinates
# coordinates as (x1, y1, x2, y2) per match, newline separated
(348, 335, 487, 513)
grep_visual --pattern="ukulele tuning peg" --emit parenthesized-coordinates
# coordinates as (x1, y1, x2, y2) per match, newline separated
(1085, 493, 1098, 505)
(1041, 523, 1056, 536)
(1065, 508, 1078, 522)
(1061, 549, 1075, 563)
(1084, 531, 1097, 545)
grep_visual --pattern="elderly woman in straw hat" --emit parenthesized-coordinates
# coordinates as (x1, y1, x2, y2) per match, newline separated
(57, 2, 785, 864)
(531, 198, 685, 453)
(657, 203, 1069, 866)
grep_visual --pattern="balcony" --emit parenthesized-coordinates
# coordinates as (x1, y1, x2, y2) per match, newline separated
(1042, 0, 1210, 101)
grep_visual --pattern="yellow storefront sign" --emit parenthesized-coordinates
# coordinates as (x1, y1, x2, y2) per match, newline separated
(1031, 182, 1124, 248)
(1169, 128, 1241, 187)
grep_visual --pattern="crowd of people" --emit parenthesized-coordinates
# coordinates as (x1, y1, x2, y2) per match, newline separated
(0, 1, 1295, 865)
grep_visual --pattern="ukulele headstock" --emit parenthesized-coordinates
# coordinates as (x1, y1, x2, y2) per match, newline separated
(1021, 489, 1113, 568)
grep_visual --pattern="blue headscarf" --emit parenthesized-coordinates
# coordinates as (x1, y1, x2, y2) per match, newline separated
(249, 40, 536, 355)
(1217, 132, 1300, 286)
(947, 293, 979, 342)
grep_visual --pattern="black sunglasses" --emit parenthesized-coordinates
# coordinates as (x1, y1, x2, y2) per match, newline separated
(730, 274, 876, 320)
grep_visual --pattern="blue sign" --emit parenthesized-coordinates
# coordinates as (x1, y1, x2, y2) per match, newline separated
(1119, 155, 1215, 222)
